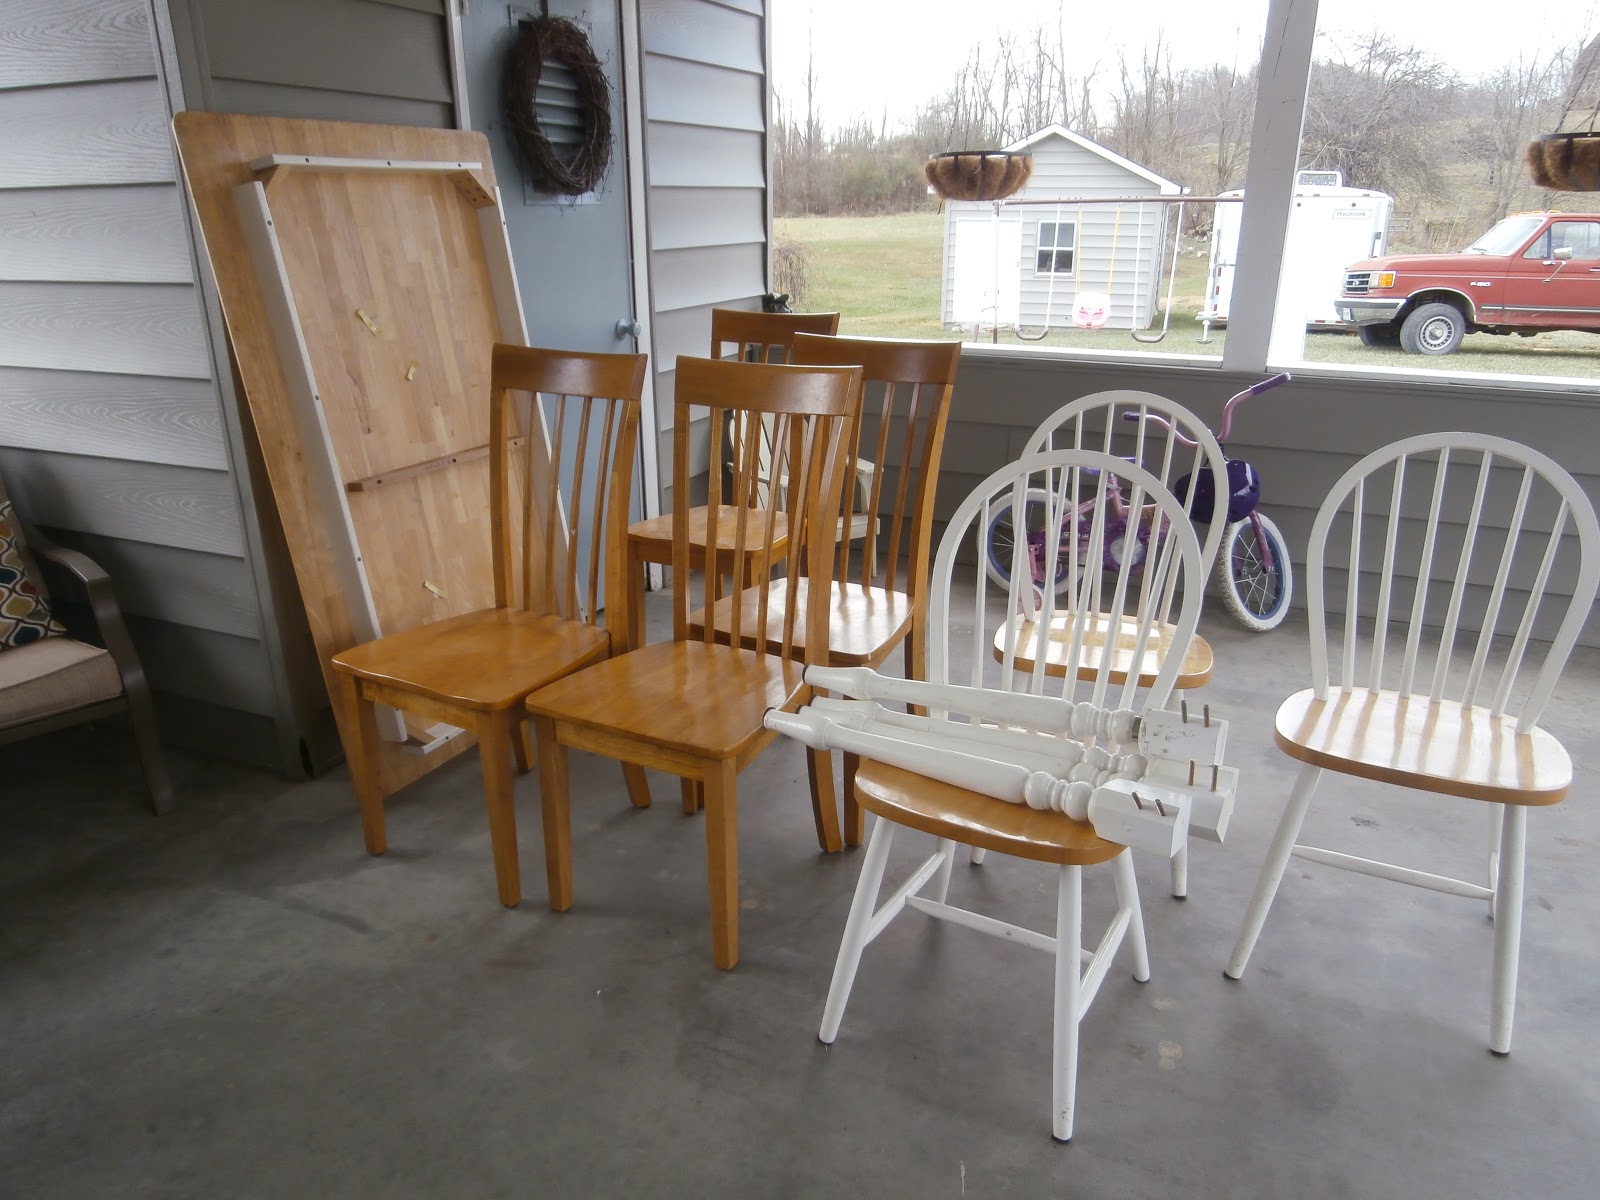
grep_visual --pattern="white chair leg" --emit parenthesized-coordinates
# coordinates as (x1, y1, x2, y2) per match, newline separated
(1489, 804, 1527, 1056)
(1052, 864, 1083, 1142)
(1226, 762, 1322, 980)
(931, 837, 958, 902)
(1111, 849, 1151, 983)
(1486, 802, 1503, 920)
(970, 846, 987, 866)
(820, 814, 896, 1044)
(1169, 842, 1188, 899)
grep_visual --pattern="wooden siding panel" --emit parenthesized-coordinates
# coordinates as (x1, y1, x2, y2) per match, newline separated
(646, 124, 765, 188)
(206, 79, 451, 129)
(0, 367, 226, 469)
(0, 0, 154, 90)
(0, 185, 193, 284)
(0, 79, 172, 190)
(641, 0, 763, 74)
(0, 448, 244, 556)
(151, 692, 285, 770)
(127, 615, 277, 715)
(45, 530, 261, 639)
(198, 0, 452, 103)
(650, 244, 767, 313)
(0, 283, 210, 379)
(647, 187, 765, 251)
(642, 56, 765, 130)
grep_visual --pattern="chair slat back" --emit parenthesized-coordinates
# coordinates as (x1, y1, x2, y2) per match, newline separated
(671, 355, 861, 662)
(1305, 433, 1600, 731)
(791, 333, 961, 596)
(1021, 390, 1229, 633)
(710, 309, 841, 508)
(928, 450, 1206, 718)
(489, 344, 646, 644)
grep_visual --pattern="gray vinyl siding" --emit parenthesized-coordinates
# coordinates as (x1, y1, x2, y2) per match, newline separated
(942, 133, 1169, 332)
(937, 355, 1600, 649)
(0, 0, 287, 767)
(638, 0, 771, 511)
(165, 0, 454, 128)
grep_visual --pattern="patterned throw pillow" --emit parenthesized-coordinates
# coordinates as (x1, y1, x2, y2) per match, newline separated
(0, 500, 67, 650)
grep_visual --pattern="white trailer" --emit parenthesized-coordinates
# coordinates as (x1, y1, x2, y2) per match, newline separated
(1200, 171, 1393, 328)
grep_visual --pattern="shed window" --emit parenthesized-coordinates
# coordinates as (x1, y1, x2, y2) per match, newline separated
(1036, 221, 1076, 275)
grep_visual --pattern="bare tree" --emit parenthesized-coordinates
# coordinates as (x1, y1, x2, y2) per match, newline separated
(1463, 53, 1570, 222)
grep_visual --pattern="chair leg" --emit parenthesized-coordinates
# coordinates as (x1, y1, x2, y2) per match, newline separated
(531, 714, 573, 912)
(1112, 848, 1151, 983)
(1226, 762, 1322, 980)
(622, 763, 653, 809)
(703, 759, 741, 969)
(1486, 802, 1503, 920)
(1052, 864, 1083, 1142)
(806, 746, 844, 853)
(681, 778, 703, 815)
(820, 814, 897, 1043)
(842, 750, 865, 847)
(478, 713, 521, 908)
(1490, 804, 1527, 1056)
(1169, 843, 1188, 900)
(512, 720, 535, 774)
(332, 673, 387, 855)
(930, 837, 958, 903)
(970, 845, 988, 865)
(123, 676, 174, 815)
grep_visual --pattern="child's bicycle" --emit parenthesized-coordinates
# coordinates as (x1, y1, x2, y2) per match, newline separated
(982, 374, 1294, 632)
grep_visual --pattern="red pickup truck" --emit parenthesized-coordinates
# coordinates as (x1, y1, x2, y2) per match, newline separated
(1335, 212, 1600, 354)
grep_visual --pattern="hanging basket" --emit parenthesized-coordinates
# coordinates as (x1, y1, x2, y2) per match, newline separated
(924, 151, 1033, 202)
(1526, 132, 1600, 191)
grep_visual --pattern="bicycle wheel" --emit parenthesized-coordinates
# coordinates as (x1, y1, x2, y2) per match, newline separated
(982, 488, 1072, 594)
(1215, 512, 1293, 632)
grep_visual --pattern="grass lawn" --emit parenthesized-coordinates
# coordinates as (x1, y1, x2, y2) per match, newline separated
(776, 212, 1600, 380)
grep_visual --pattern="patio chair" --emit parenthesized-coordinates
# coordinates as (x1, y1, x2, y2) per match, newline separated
(1226, 433, 1599, 1054)
(526, 355, 861, 969)
(818, 448, 1207, 1141)
(330, 345, 648, 907)
(0, 472, 173, 814)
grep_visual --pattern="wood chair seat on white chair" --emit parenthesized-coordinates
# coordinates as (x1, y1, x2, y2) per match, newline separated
(820, 448, 1207, 1141)
(1227, 432, 1598, 1056)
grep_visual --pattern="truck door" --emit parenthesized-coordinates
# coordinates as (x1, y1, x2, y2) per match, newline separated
(1502, 219, 1600, 326)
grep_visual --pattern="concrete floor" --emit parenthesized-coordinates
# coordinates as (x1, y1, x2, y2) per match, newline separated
(3, 598, 1599, 1198)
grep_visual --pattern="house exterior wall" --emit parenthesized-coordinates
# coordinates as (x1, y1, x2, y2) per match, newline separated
(935, 354, 1600, 649)
(0, 0, 299, 769)
(637, 0, 771, 510)
(941, 134, 1169, 332)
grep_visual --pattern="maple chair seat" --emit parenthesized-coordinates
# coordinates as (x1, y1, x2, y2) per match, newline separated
(527, 640, 807, 763)
(691, 578, 914, 665)
(1274, 687, 1571, 805)
(332, 609, 609, 712)
(627, 506, 791, 568)
(993, 610, 1213, 689)
(854, 761, 1124, 867)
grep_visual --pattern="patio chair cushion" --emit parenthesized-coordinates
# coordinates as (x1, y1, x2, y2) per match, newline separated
(0, 637, 123, 729)
(0, 502, 66, 650)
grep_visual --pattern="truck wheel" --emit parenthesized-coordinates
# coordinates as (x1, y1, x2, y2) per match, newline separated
(1399, 302, 1466, 355)
(1357, 322, 1401, 348)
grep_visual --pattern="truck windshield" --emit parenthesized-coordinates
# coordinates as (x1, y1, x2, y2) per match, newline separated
(1466, 215, 1544, 255)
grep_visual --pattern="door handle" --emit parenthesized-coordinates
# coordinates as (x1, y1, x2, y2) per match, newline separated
(615, 317, 642, 340)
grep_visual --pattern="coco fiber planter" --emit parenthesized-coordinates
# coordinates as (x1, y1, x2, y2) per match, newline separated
(924, 151, 1034, 202)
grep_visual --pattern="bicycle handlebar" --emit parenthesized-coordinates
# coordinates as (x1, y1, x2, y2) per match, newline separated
(1119, 372, 1290, 445)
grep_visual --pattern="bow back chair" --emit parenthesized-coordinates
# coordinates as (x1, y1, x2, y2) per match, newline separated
(972, 390, 1229, 897)
(820, 448, 1207, 1141)
(1226, 433, 1599, 1055)
(625, 308, 841, 649)
(692, 334, 961, 851)
(527, 355, 862, 969)
(331, 344, 648, 908)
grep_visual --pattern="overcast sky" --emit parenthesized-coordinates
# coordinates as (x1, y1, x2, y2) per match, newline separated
(771, 1, 1596, 133)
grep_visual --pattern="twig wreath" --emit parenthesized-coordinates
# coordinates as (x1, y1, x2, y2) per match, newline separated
(503, 15, 613, 196)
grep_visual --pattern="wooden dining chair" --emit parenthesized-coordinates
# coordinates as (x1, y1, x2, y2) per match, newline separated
(972, 390, 1231, 898)
(819, 448, 1207, 1141)
(526, 355, 861, 970)
(623, 308, 840, 652)
(692, 334, 962, 851)
(1226, 433, 1599, 1055)
(330, 345, 648, 908)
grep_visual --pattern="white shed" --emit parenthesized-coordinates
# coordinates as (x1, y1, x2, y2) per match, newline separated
(940, 125, 1180, 334)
